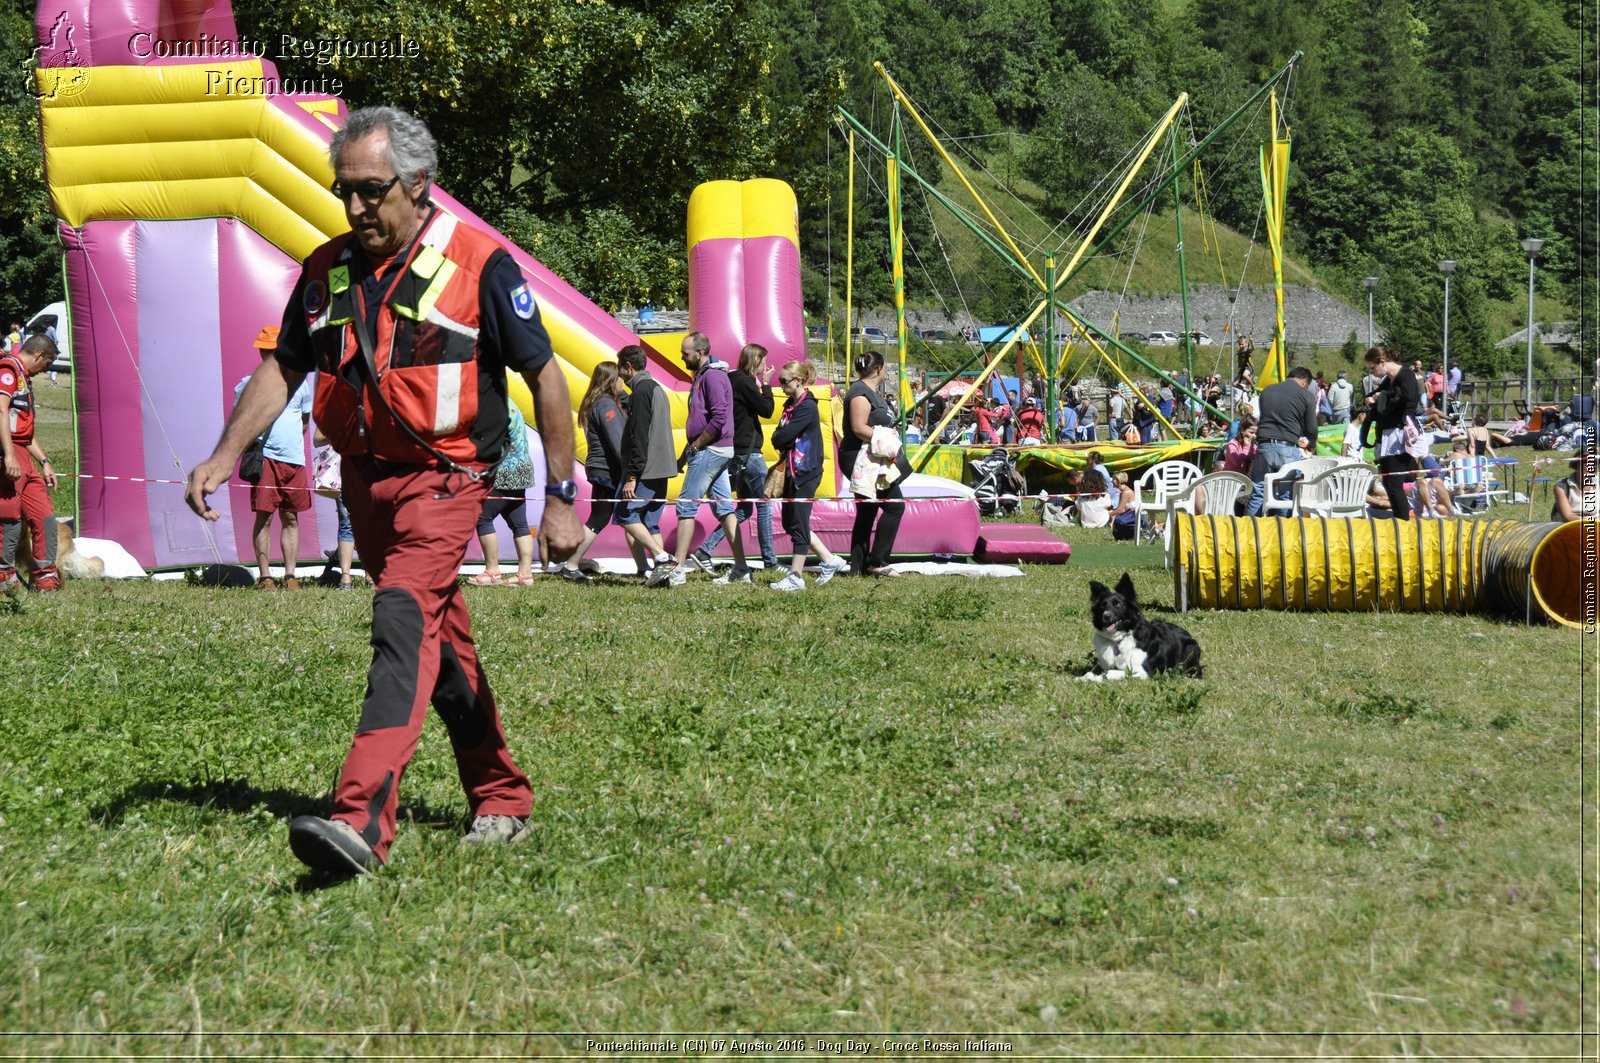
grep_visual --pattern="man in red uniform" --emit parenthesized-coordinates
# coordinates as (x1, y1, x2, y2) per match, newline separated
(0, 335, 62, 591)
(186, 106, 580, 875)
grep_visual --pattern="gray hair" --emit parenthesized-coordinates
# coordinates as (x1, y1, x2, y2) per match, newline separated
(330, 106, 438, 195)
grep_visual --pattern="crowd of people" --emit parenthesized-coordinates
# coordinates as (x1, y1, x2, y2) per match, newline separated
(550, 340, 881, 591)
(1034, 345, 1583, 529)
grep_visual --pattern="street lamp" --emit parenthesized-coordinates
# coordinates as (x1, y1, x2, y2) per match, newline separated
(1521, 238, 1544, 406)
(1438, 260, 1455, 415)
(1363, 276, 1378, 349)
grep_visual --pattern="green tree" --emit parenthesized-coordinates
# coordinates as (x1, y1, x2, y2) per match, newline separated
(243, 0, 797, 304)
(0, 6, 63, 324)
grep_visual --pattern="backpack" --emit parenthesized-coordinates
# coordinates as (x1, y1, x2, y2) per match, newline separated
(238, 435, 267, 484)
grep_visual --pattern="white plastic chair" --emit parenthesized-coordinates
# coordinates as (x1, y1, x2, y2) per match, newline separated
(1259, 456, 1341, 516)
(1163, 471, 1252, 567)
(1129, 461, 1201, 544)
(1291, 462, 1378, 518)
(1447, 454, 1506, 512)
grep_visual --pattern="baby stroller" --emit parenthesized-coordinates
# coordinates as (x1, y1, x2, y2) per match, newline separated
(972, 447, 1023, 516)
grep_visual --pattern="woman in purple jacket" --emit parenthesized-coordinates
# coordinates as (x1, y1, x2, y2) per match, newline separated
(768, 362, 848, 592)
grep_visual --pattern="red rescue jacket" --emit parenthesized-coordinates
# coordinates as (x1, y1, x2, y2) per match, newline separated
(304, 212, 508, 467)
(0, 353, 36, 446)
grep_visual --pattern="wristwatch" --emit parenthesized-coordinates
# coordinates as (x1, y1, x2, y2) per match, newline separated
(544, 478, 579, 503)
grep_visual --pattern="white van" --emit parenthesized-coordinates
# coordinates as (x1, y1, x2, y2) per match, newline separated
(22, 302, 70, 373)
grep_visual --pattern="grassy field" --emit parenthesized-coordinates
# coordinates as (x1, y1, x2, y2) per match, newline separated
(2, 402, 1594, 1058)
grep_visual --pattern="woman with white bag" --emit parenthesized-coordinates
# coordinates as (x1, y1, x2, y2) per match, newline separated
(840, 352, 909, 577)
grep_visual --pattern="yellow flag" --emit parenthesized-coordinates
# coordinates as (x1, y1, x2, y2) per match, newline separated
(1257, 93, 1291, 389)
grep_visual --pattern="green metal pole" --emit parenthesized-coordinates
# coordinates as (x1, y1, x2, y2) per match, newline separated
(1058, 52, 1302, 290)
(836, 109, 1038, 291)
(1172, 126, 1194, 435)
(1063, 304, 1227, 423)
(1045, 256, 1057, 434)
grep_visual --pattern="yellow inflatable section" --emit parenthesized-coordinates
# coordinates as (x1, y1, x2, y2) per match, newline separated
(1171, 514, 1593, 627)
(686, 178, 800, 249)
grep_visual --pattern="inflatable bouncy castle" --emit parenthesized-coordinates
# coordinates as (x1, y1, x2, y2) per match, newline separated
(33, 0, 979, 569)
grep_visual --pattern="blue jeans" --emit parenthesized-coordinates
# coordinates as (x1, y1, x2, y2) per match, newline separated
(1246, 440, 1304, 516)
(619, 477, 668, 534)
(335, 496, 354, 543)
(696, 451, 778, 565)
(675, 448, 737, 520)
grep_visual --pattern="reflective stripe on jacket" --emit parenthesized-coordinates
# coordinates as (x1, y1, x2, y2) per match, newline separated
(306, 212, 504, 466)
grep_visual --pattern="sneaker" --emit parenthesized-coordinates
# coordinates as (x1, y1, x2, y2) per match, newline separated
(462, 814, 535, 846)
(761, 557, 782, 571)
(770, 573, 806, 592)
(559, 566, 591, 585)
(686, 551, 714, 574)
(644, 561, 676, 588)
(30, 567, 61, 592)
(288, 816, 378, 875)
(712, 566, 752, 585)
(814, 558, 848, 586)
(0, 567, 18, 590)
(545, 561, 563, 574)
(666, 566, 687, 587)
(578, 559, 602, 575)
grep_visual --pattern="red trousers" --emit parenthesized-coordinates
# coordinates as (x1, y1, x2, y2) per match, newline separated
(334, 458, 531, 861)
(0, 458, 55, 571)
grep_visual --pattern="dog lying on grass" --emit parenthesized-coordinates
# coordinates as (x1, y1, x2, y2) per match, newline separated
(17, 518, 104, 583)
(1081, 572, 1202, 681)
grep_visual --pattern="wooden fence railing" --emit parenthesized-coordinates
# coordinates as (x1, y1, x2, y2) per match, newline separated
(1460, 375, 1591, 422)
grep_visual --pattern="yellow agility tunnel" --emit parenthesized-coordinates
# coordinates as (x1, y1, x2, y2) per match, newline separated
(1170, 515, 1596, 627)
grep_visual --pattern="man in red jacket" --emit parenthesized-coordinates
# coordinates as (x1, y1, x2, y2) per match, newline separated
(0, 335, 62, 590)
(187, 107, 580, 875)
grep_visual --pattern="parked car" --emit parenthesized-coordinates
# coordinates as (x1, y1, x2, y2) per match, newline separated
(1186, 331, 1215, 346)
(1145, 330, 1180, 346)
(23, 302, 71, 373)
(920, 329, 952, 342)
(1120, 331, 1149, 344)
(808, 325, 829, 340)
(851, 326, 889, 344)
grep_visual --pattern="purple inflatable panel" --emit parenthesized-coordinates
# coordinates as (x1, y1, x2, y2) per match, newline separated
(802, 496, 981, 558)
(687, 236, 806, 372)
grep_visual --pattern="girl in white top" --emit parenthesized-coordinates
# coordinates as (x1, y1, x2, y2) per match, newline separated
(1075, 469, 1113, 528)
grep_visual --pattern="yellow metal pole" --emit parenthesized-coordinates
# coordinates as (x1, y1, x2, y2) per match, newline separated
(1053, 94, 1188, 292)
(890, 106, 911, 423)
(1061, 306, 1181, 440)
(845, 129, 856, 382)
(917, 301, 1049, 466)
(875, 63, 1045, 292)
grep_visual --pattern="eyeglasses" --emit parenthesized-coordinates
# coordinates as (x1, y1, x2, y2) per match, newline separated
(330, 174, 401, 204)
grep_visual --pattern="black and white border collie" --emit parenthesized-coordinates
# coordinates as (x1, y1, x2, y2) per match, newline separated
(1081, 573, 1203, 681)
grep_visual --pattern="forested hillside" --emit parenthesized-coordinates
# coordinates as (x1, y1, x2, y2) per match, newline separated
(0, 0, 1590, 373)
